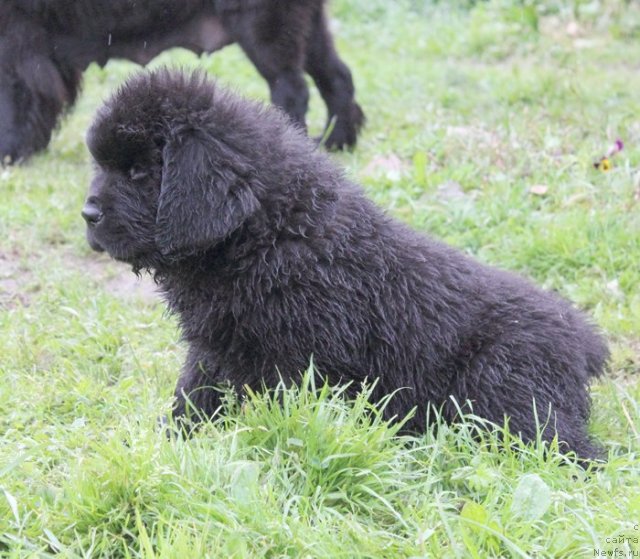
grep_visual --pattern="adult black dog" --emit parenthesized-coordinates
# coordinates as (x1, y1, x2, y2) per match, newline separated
(83, 69, 608, 461)
(0, 0, 363, 163)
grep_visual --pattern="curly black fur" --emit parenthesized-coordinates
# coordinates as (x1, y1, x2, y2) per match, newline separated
(0, 0, 363, 162)
(83, 69, 608, 460)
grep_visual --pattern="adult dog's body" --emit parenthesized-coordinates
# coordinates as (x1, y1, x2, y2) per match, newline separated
(83, 70, 608, 460)
(0, 0, 363, 162)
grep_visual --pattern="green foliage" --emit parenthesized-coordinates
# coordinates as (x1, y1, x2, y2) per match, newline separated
(510, 474, 552, 521)
(1, 0, 640, 556)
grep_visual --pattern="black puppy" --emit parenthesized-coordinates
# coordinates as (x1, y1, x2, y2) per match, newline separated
(0, 0, 363, 162)
(83, 69, 608, 460)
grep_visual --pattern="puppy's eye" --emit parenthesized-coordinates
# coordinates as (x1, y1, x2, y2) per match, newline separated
(129, 164, 148, 181)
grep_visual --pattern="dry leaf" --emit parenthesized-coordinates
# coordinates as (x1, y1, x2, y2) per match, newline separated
(566, 21, 580, 37)
(362, 154, 408, 181)
(437, 180, 466, 201)
(529, 184, 549, 196)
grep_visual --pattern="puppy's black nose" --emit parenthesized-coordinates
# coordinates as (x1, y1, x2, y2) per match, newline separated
(81, 204, 103, 226)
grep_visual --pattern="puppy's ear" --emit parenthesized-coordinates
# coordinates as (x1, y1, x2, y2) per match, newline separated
(156, 131, 260, 257)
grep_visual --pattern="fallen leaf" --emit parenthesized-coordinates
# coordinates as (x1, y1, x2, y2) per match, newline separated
(563, 193, 589, 207)
(446, 125, 496, 144)
(529, 184, 549, 196)
(566, 21, 580, 37)
(362, 154, 408, 182)
(606, 278, 623, 299)
(437, 180, 466, 200)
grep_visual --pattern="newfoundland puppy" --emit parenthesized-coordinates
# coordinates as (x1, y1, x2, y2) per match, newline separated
(83, 69, 608, 460)
(0, 0, 363, 163)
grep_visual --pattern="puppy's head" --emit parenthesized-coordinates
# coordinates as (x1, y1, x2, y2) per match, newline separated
(82, 69, 266, 270)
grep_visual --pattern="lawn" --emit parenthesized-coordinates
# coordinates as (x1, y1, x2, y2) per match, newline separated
(1, 0, 639, 557)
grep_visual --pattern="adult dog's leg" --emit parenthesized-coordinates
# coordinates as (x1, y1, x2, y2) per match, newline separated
(0, 12, 77, 162)
(231, 6, 311, 132)
(304, 8, 364, 150)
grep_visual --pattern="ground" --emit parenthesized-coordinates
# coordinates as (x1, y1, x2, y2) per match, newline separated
(1, 0, 639, 557)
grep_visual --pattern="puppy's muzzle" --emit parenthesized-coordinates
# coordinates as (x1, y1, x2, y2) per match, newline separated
(81, 203, 103, 227)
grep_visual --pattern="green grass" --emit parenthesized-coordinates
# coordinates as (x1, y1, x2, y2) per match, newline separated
(1, 0, 640, 556)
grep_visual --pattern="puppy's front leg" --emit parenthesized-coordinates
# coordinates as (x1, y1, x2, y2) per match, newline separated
(171, 348, 232, 426)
